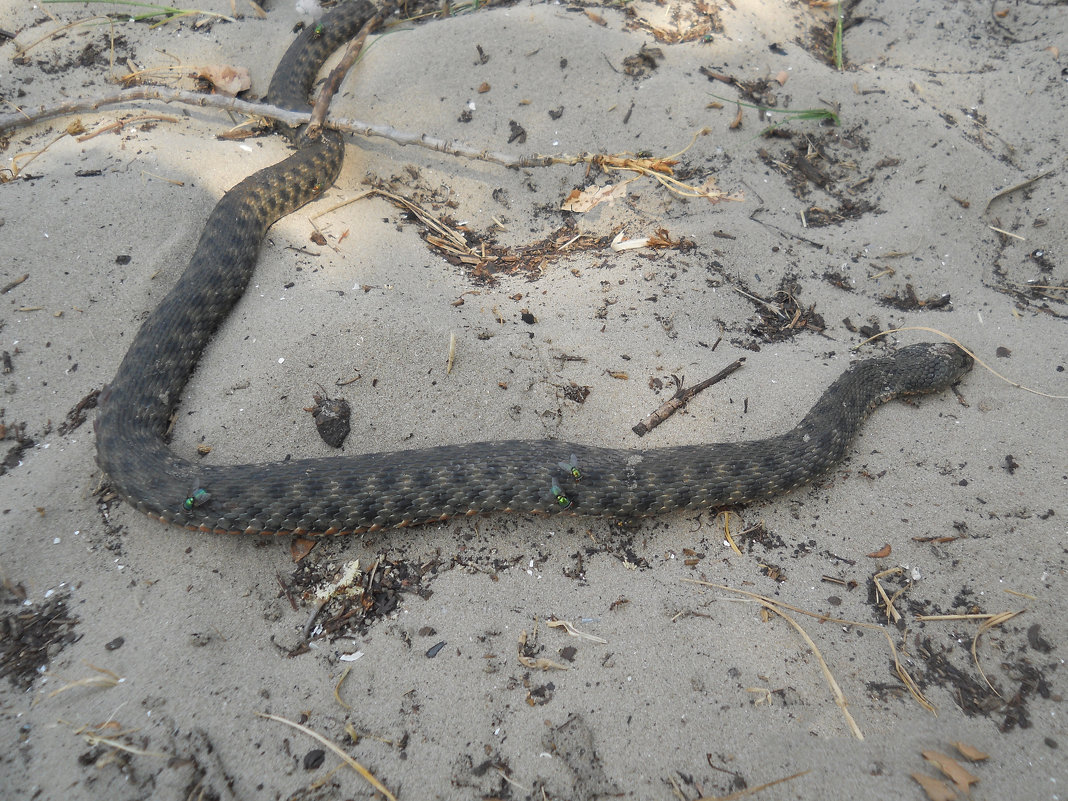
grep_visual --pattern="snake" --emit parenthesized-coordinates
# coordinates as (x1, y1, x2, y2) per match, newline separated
(93, 0, 974, 537)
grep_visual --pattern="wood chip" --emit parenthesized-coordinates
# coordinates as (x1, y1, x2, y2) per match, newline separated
(910, 772, 957, 801)
(923, 750, 979, 791)
(952, 742, 990, 762)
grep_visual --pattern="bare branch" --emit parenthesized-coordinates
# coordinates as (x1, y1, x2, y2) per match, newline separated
(0, 86, 309, 135)
(632, 358, 746, 437)
(307, 7, 385, 135)
(1, 85, 594, 170)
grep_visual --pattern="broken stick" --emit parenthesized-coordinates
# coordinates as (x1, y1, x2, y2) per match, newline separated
(632, 358, 745, 437)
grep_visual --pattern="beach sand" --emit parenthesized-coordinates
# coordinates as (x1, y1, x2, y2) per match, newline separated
(2, 0, 1065, 798)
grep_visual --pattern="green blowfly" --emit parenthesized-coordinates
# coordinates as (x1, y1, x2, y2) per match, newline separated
(311, 22, 325, 38)
(550, 478, 572, 510)
(183, 487, 211, 511)
(557, 453, 582, 481)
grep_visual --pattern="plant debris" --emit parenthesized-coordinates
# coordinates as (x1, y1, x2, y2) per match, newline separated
(1, 588, 79, 690)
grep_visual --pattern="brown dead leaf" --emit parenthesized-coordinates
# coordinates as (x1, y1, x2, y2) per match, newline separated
(290, 537, 317, 562)
(645, 229, 675, 248)
(195, 64, 251, 96)
(867, 543, 892, 558)
(730, 104, 743, 129)
(923, 751, 979, 792)
(952, 742, 990, 762)
(910, 772, 957, 801)
(561, 183, 628, 213)
(584, 10, 607, 26)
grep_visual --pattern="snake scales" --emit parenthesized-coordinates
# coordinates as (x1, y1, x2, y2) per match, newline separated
(94, 1, 973, 536)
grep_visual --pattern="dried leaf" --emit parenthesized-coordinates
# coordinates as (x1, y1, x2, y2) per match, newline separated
(730, 104, 743, 129)
(584, 10, 607, 26)
(922, 750, 979, 791)
(910, 772, 957, 801)
(561, 182, 628, 212)
(867, 543, 892, 558)
(195, 64, 251, 96)
(951, 742, 990, 762)
(645, 230, 674, 248)
(290, 537, 316, 562)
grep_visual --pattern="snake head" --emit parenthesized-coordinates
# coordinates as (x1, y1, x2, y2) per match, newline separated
(892, 342, 973, 395)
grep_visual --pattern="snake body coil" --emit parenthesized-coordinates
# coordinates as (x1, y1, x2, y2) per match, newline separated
(94, 2, 973, 536)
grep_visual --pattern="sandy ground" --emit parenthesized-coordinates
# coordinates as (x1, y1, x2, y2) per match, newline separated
(1, 0, 1066, 798)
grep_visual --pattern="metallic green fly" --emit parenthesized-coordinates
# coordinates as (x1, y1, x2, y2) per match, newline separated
(557, 453, 581, 481)
(183, 487, 211, 511)
(550, 479, 572, 510)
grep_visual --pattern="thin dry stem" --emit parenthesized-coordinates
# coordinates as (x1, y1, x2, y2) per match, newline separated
(756, 600, 864, 739)
(257, 712, 396, 800)
(45, 663, 123, 700)
(683, 579, 934, 712)
(694, 769, 811, 801)
(333, 666, 353, 711)
(971, 610, 1024, 698)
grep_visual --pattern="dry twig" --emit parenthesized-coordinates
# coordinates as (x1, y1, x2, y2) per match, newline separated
(632, 358, 745, 436)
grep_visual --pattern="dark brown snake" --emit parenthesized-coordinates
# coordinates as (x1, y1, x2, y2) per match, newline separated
(94, 1, 973, 536)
